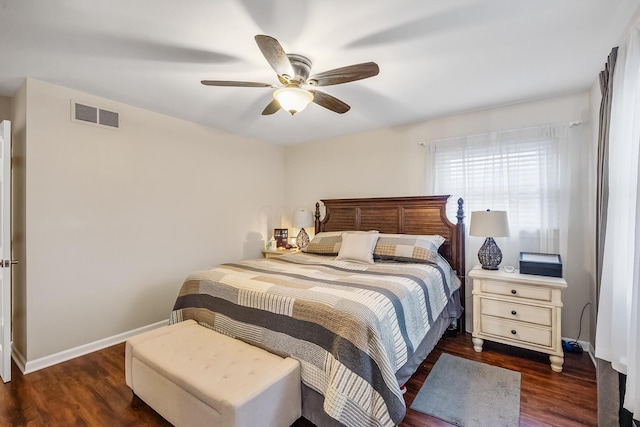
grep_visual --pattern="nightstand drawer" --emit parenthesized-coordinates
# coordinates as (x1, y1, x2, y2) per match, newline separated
(481, 280, 552, 302)
(480, 298, 552, 326)
(480, 316, 552, 348)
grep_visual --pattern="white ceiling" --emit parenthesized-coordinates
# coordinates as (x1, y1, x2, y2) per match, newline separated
(1, 0, 638, 145)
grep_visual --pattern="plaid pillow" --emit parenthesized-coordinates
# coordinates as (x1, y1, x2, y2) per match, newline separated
(373, 234, 445, 263)
(302, 231, 380, 255)
(302, 232, 343, 255)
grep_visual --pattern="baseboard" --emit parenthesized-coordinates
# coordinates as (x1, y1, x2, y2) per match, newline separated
(561, 336, 596, 367)
(587, 342, 596, 367)
(13, 319, 169, 375)
(12, 346, 27, 374)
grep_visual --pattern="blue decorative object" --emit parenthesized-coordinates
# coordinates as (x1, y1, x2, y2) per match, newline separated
(477, 237, 502, 270)
(470, 210, 510, 270)
(519, 252, 563, 277)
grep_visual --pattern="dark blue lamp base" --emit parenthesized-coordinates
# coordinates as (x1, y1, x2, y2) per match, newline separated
(478, 237, 502, 270)
(296, 227, 310, 249)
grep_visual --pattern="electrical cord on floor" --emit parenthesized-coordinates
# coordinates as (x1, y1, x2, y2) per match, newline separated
(562, 302, 591, 354)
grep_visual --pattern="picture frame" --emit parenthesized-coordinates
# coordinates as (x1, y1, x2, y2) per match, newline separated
(273, 228, 289, 248)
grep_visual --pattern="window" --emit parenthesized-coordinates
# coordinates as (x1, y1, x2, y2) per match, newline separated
(426, 124, 571, 268)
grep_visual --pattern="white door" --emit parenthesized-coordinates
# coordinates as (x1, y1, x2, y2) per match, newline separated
(0, 120, 12, 383)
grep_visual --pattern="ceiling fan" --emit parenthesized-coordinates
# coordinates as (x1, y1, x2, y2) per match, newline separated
(201, 35, 380, 116)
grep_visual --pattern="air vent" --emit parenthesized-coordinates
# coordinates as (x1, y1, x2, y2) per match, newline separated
(99, 109, 119, 128)
(74, 103, 97, 124)
(71, 100, 120, 130)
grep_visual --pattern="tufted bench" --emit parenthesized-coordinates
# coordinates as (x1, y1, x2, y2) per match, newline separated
(125, 320, 301, 427)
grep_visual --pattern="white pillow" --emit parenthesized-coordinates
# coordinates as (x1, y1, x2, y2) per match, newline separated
(336, 232, 380, 264)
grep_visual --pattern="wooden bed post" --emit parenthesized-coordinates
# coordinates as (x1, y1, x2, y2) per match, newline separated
(456, 197, 466, 334)
(314, 202, 321, 234)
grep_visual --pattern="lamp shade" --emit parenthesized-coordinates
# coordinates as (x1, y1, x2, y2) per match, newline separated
(469, 210, 510, 237)
(293, 209, 313, 228)
(273, 87, 314, 115)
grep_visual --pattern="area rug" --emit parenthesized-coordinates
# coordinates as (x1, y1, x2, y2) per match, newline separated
(410, 353, 521, 427)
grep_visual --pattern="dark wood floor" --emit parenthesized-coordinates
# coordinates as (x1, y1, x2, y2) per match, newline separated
(399, 334, 596, 427)
(0, 332, 596, 426)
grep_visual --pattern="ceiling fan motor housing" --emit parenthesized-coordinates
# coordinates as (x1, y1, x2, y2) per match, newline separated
(284, 54, 312, 84)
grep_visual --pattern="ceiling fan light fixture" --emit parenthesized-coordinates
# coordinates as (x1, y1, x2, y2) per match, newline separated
(273, 87, 314, 115)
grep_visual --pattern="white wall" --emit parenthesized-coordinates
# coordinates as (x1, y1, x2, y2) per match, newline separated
(0, 95, 9, 121)
(284, 92, 594, 340)
(10, 82, 27, 362)
(12, 79, 285, 366)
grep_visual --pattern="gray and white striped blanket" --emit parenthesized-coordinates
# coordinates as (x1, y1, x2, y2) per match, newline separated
(170, 252, 460, 427)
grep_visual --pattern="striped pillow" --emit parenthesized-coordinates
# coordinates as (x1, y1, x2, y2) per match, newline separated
(373, 234, 445, 263)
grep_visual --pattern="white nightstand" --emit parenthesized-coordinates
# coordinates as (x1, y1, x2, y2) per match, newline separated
(468, 265, 568, 372)
(262, 248, 299, 259)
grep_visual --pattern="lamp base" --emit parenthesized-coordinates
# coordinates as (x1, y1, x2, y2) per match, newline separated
(478, 237, 502, 270)
(296, 228, 310, 249)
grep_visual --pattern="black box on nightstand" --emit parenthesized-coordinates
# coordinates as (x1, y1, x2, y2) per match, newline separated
(519, 252, 563, 277)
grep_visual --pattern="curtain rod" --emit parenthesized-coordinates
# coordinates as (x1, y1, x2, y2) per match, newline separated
(417, 120, 583, 146)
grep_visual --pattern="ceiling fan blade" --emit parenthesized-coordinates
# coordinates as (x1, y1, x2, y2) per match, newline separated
(308, 62, 379, 86)
(201, 80, 274, 88)
(309, 90, 350, 114)
(254, 35, 295, 79)
(262, 99, 281, 115)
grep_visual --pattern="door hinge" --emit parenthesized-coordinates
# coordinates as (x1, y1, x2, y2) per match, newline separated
(0, 260, 17, 268)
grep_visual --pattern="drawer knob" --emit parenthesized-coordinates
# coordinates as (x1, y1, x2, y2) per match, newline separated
(511, 289, 517, 295)
(511, 310, 517, 315)
(511, 329, 517, 335)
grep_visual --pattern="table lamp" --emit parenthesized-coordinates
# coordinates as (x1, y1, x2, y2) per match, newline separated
(469, 210, 510, 270)
(293, 208, 313, 249)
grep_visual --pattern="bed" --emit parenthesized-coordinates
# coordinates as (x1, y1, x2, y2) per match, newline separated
(170, 196, 465, 427)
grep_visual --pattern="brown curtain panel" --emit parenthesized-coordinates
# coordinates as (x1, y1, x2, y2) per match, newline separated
(596, 46, 617, 299)
(596, 47, 622, 427)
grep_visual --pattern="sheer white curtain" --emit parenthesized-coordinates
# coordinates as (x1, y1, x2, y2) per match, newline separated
(426, 123, 576, 273)
(595, 23, 640, 417)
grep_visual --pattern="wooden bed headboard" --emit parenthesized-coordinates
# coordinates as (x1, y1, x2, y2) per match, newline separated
(314, 195, 466, 331)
